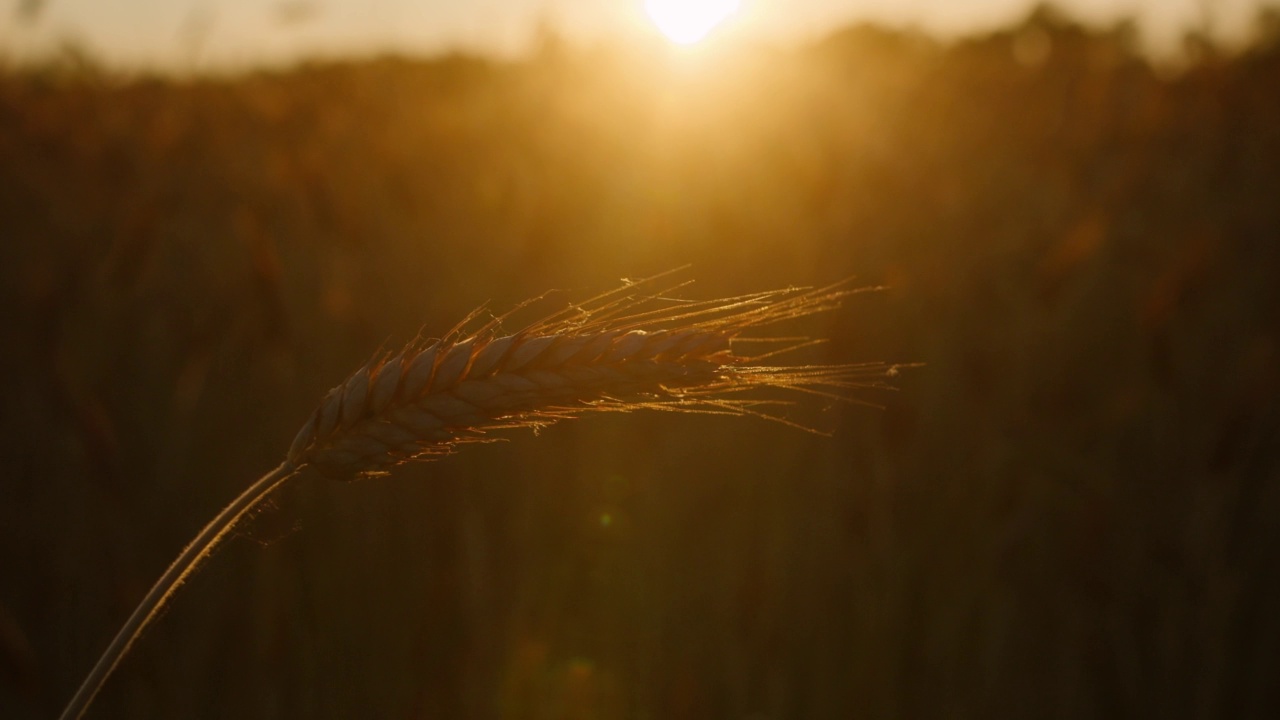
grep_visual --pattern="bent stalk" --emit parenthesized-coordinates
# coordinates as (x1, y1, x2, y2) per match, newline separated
(59, 462, 302, 720)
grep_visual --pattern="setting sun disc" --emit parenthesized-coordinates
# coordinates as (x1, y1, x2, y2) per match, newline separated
(645, 0, 741, 45)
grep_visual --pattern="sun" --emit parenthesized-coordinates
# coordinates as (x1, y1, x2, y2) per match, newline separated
(645, 0, 741, 45)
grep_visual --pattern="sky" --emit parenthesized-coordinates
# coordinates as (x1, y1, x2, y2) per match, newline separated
(1, 0, 1275, 68)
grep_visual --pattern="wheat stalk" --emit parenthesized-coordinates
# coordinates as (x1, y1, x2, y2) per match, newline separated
(59, 275, 905, 720)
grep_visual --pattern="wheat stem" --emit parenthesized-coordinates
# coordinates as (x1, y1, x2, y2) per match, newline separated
(58, 462, 301, 720)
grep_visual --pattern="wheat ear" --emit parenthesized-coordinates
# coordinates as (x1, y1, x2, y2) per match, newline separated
(60, 276, 904, 720)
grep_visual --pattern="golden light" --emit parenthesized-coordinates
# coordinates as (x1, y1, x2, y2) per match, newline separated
(645, 0, 741, 45)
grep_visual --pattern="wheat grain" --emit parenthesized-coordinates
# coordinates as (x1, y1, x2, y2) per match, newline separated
(59, 274, 905, 720)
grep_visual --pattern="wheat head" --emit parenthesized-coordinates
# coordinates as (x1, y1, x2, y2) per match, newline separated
(60, 274, 904, 720)
(287, 276, 901, 478)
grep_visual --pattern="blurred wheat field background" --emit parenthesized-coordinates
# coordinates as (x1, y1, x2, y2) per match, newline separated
(3, 7, 1280, 719)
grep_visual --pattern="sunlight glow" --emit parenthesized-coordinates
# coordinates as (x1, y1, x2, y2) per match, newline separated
(645, 0, 741, 45)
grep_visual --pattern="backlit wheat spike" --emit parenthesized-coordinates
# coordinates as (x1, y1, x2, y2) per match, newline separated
(59, 275, 906, 720)
(286, 277, 899, 479)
